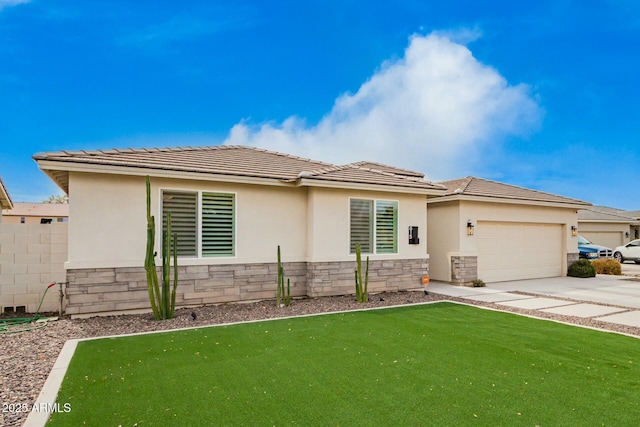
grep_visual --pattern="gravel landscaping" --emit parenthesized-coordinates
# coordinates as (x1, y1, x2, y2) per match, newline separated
(3, 289, 640, 427)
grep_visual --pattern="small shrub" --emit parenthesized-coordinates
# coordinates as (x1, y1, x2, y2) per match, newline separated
(470, 279, 485, 287)
(568, 259, 596, 278)
(591, 258, 622, 275)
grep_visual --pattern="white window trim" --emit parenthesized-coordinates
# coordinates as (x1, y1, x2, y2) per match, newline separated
(160, 188, 237, 260)
(348, 197, 399, 255)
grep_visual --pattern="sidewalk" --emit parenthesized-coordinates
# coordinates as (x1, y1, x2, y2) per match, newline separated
(428, 275, 640, 329)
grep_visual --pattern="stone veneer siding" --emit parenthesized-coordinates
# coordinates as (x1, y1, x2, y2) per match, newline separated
(65, 258, 428, 315)
(567, 252, 579, 270)
(450, 255, 478, 285)
(306, 259, 428, 297)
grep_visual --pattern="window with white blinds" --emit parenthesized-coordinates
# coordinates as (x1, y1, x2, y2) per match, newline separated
(202, 193, 234, 256)
(162, 191, 197, 256)
(375, 200, 398, 254)
(350, 199, 373, 253)
(162, 190, 235, 257)
(350, 198, 398, 254)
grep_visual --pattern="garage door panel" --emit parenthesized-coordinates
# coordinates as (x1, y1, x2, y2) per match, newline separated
(477, 222, 563, 283)
(580, 232, 622, 249)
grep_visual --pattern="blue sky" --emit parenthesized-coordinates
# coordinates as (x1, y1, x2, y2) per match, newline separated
(1, 0, 638, 209)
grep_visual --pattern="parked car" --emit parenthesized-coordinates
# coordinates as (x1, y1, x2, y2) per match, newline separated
(613, 239, 640, 264)
(578, 235, 613, 259)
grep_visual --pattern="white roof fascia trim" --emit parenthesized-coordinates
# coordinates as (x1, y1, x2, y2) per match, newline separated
(296, 178, 444, 195)
(426, 194, 591, 210)
(35, 161, 297, 188)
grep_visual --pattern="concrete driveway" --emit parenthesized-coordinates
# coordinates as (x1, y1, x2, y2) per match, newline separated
(429, 272, 640, 329)
(474, 274, 640, 309)
(622, 262, 640, 276)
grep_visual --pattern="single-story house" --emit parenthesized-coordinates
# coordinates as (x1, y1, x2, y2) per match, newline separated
(578, 206, 640, 247)
(34, 145, 446, 316)
(0, 176, 13, 222)
(427, 176, 591, 284)
(1, 202, 69, 224)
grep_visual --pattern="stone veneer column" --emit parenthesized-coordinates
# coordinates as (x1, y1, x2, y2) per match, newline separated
(567, 253, 579, 270)
(450, 255, 478, 285)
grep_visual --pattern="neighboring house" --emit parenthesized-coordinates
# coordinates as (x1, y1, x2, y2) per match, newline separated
(1, 202, 69, 224)
(427, 177, 591, 284)
(628, 211, 640, 240)
(34, 146, 445, 316)
(577, 206, 639, 248)
(0, 176, 14, 223)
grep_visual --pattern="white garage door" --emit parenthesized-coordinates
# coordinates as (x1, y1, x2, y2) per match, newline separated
(477, 222, 563, 283)
(580, 232, 623, 249)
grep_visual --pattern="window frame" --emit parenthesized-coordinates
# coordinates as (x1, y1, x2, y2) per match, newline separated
(349, 197, 399, 255)
(160, 188, 237, 259)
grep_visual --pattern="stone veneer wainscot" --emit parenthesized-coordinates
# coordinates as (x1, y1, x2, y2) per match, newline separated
(65, 258, 429, 315)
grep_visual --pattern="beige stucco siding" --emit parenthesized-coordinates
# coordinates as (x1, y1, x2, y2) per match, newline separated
(68, 172, 145, 269)
(426, 201, 460, 281)
(67, 172, 425, 270)
(67, 172, 309, 269)
(307, 187, 427, 262)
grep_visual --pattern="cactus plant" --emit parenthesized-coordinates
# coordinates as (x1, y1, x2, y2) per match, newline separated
(276, 245, 291, 307)
(354, 243, 369, 303)
(144, 176, 179, 320)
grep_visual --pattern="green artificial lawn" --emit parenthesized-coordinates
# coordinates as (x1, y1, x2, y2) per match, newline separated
(48, 302, 640, 426)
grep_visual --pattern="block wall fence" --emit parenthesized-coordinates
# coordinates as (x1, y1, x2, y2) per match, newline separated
(0, 223, 67, 313)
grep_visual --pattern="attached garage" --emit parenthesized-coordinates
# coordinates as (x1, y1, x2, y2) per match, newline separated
(476, 221, 563, 282)
(427, 176, 591, 285)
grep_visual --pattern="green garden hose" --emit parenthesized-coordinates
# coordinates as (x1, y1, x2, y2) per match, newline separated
(0, 283, 57, 334)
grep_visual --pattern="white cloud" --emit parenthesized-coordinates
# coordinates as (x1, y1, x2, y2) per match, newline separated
(0, 0, 30, 11)
(224, 32, 542, 180)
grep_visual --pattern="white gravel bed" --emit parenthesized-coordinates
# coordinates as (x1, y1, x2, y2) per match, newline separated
(2, 290, 639, 427)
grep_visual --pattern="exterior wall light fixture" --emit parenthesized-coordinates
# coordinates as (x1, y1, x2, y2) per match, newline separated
(571, 226, 578, 237)
(466, 220, 475, 236)
(625, 231, 630, 238)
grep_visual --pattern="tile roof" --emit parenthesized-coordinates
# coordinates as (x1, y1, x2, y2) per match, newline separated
(291, 164, 444, 190)
(434, 176, 591, 206)
(346, 161, 425, 178)
(0, 176, 13, 210)
(578, 206, 639, 222)
(2, 202, 69, 218)
(34, 145, 444, 193)
(626, 210, 640, 219)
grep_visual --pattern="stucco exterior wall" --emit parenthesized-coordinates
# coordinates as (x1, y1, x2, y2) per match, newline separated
(67, 172, 309, 269)
(307, 187, 428, 262)
(426, 201, 460, 282)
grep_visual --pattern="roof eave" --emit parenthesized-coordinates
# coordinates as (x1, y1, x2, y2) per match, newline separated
(35, 159, 299, 190)
(296, 178, 446, 195)
(578, 219, 640, 225)
(0, 178, 13, 210)
(426, 194, 592, 209)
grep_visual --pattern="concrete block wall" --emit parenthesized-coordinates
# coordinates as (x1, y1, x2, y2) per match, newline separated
(0, 223, 68, 313)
